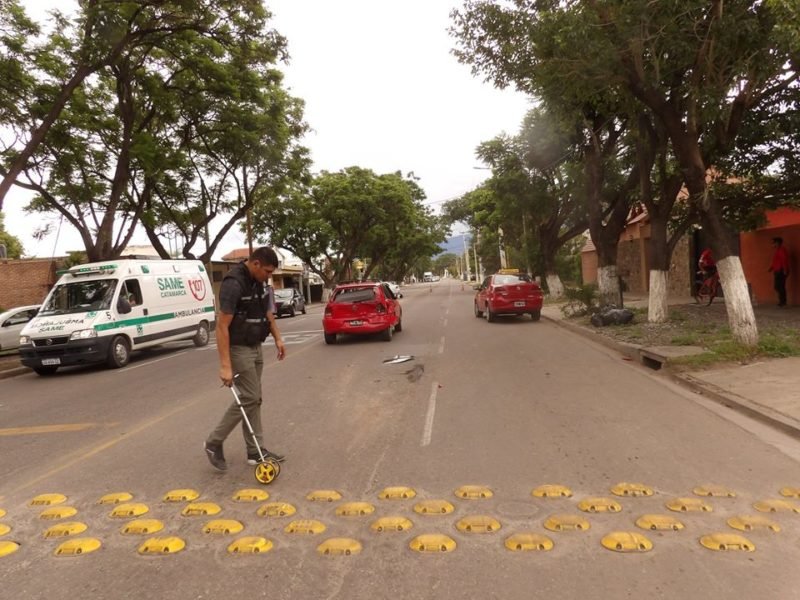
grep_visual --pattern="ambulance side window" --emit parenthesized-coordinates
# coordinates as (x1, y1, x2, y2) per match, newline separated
(124, 279, 143, 306)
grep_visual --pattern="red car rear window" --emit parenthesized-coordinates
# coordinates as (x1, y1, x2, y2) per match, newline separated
(332, 287, 376, 303)
(493, 274, 532, 285)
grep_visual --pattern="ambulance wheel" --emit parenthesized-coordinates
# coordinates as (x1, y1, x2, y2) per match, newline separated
(33, 366, 58, 376)
(107, 336, 131, 368)
(254, 460, 280, 484)
(193, 322, 210, 347)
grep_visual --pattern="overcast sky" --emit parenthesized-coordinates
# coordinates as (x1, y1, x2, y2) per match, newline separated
(4, 0, 531, 259)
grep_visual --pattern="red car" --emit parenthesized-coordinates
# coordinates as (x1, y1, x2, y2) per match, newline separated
(323, 281, 402, 344)
(474, 271, 544, 322)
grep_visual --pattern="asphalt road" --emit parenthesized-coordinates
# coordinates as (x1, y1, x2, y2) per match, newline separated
(1, 279, 799, 599)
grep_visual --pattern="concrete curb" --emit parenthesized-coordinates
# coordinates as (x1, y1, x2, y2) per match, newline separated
(0, 366, 30, 380)
(542, 314, 800, 440)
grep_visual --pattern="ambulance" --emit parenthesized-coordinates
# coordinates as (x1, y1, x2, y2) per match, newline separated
(19, 259, 215, 375)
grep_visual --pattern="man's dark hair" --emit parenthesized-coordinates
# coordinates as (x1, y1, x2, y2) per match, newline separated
(250, 246, 279, 267)
(773, 237, 783, 245)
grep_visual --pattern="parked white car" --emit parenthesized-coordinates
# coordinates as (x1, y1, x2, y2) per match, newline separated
(385, 281, 403, 298)
(0, 305, 40, 351)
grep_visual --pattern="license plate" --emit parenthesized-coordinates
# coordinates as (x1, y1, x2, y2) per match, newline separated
(41, 358, 61, 366)
(514, 301, 525, 307)
(349, 320, 363, 326)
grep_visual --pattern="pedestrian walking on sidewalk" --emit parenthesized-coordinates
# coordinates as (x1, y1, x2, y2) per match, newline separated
(768, 237, 790, 307)
(204, 246, 287, 472)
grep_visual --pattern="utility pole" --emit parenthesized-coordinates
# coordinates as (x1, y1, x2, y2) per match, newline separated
(462, 234, 472, 281)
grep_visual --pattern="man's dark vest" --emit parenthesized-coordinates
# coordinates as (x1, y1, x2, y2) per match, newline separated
(225, 262, 270, 347)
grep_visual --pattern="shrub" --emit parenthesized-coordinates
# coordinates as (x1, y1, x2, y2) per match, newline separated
(561, 283, 599, 318)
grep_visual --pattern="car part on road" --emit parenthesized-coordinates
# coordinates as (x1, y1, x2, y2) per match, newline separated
(228, 377, 280, 485)
(383, 355, 414, 364)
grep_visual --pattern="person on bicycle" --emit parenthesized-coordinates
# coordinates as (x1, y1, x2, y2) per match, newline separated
(698, 248, 716, 279)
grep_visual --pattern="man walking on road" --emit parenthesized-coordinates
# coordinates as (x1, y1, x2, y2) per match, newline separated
(768, 237, 790, 307)
(204, 246, 287, 471)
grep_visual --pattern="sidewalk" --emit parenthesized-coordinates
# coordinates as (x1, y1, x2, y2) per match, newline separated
(542, 301, 800, 439)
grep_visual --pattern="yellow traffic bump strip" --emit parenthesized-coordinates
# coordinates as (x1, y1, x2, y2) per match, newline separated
(456, 516, 501, 533)
(182, 502, 221, 516)
(371, 516, 413, 532)
(578, 497, 622, 513)
(635, 514, 685, 531)
(780, 487, 800, 498)
(0, 523, 10, 536)
(233, 489, 269, 502)
(544, 514, 590, 532)
(228, 536, 273, 554)
(727, 515, 780, 533)
(43, 522, 88, 538)
(532, 484, 572, 498)
(410, 534, 456, 553)
(306, 490, 342, 503)
(29, 493, 67, 507)
(317, 538, 362, 556)
(0, 509, 5, 518)
(666, 498, 713, 513)
(284, 520, 326, 535)
(97, 492, 133, 505)
(379, 487, 416, 500)
(54, 537, 102, 557)
(454, 485, 493, 499)
(203, 519, 244, 535)
(138, 536, 185, 555)
(336, 502, 375, 517)
(753, 499, 800, 513)
(163, 489, 200, 502)
(39, 506, 78, 520)
(693, 485, 736, 498)
(0, 541, 20, 557)
(505, 533, 554, 552)
(610, 483, 653, 498)
(699, 533, 755, 552)
(121, 519, 164, 535)
(414, 500, 455, 515)
(109, 503, 149, 519)
(257, 502, 296, 518)
(601, 532, 653, 553)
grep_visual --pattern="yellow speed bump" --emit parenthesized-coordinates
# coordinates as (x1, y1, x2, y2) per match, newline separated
(257, 502, 296, 518)
(532, 484, 572, 498)
(317, 538, 362, 556)
(336, 502, 375, 517)
(182, 502, 221, 517)
(601, 532, 653, 553)
(410, 534, 456, 553)
(780, 487, 800, 498)
(30, 493, 67, 507)
(97, 492, 133, 505)
(109, 503, 149, 519)
(505, 533, 554, 552)
(371, 516, 413, 532)
(544, 514, 590, 532)
(228, 536, 273, 554)
(727, 515, 780, 533)
(0, 524, 10, 536)
(666, 498, 712, 513)
(635, 514, 685, 531)
(699, 533, 755, 552)
(379, 486, 417, 500)
(121, 519, 164, 535)
(306, 490, 342, 503)
(414, 500, 455, 515)
(578, 497, 622, 513)
(138, 536, 185, 555)
(0, 541, 20, 557)
(693, 485, 736, 498)
(163, 489, 200, 503)
(43, 522, 88, 538)
(456, 516, 501, 533)
(0, 509, 5, 518)
(203, 519, 244, 535)
(284, 520, 326, 535)
(232, 489, 269, 503)
(753, 499, 800, 513)
(39, 506, 78, 520)
(455, 485, 493, 499)
(54, 537, 102, 557)
(611, 483, 654, 498)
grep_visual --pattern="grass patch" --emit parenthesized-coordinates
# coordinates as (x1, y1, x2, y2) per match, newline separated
(670, 333, 701, 345)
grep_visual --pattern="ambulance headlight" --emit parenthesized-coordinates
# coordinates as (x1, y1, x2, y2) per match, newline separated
(70, 329, 98, 340)
(19, 335, 31, 345)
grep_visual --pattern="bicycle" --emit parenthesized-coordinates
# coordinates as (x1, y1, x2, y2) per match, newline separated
(694, 269, 720, 305)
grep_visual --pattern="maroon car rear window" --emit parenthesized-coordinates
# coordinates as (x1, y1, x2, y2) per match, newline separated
(333, 287, 376, 303)
(493, 274, 532, 285)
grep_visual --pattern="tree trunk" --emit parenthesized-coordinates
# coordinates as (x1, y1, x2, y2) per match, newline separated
(716, 255, 758, 347)
(647, 212, 669, 323)
(648, 270, 669, 323)
(597, 265, 621, 307)
(545, 273, 565, 298)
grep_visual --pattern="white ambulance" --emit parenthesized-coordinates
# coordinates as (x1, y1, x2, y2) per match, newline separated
(19, 259, 215, 375)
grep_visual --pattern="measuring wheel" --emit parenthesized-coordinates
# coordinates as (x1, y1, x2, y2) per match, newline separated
(254, 459, 281, 484)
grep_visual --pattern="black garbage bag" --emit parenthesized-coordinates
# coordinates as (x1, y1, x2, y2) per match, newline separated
(590, 307, 635, 327)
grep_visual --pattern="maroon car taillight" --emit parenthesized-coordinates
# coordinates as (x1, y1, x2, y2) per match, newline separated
(376, 303, 386, 314)
(324, 307, 332, 317)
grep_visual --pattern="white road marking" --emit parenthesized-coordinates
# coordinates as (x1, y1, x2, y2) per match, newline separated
(421, 381, 439, 447)
(438, 336, 445, 354)
(123, 351, 189, 371)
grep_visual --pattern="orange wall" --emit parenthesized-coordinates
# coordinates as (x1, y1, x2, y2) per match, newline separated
(740, 216, 800, 306)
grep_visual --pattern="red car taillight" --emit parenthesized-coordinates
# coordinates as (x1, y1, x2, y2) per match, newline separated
(324, 307, 332, 317)
(375, 303, 386, 314)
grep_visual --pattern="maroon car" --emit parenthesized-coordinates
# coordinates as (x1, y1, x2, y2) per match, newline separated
(323, 282, 402, 344)
(474, 271, 543, 322)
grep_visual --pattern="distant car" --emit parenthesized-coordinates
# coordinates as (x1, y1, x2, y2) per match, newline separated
(323, 281, 402, 344)
(0, 305, 40, 351)
(385, 281, 403, 298)
(474, 271, 543, 322)
(273, 287, 306, 317)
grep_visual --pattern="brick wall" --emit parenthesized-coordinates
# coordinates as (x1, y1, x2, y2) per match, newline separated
(0, 259, 60, 310)
(618, 237, 645, 294)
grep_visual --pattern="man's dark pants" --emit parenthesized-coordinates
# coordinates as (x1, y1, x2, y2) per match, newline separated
(774, 271, 787, 306)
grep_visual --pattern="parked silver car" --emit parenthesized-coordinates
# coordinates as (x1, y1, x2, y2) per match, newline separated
(0, 305, 40, 351)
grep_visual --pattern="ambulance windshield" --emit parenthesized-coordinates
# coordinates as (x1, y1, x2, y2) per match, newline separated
(39, 279, 119, 315)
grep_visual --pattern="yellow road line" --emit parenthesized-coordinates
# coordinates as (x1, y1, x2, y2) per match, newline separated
(0, 423, 116, 436)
